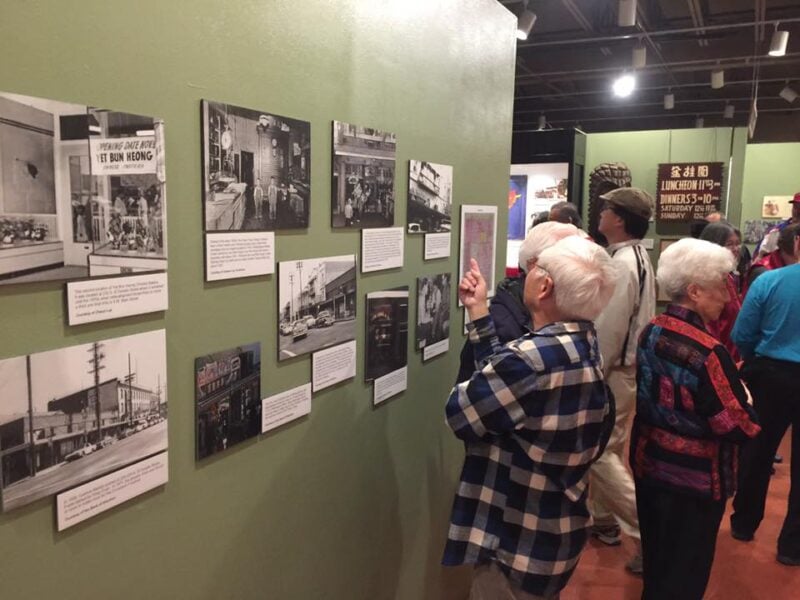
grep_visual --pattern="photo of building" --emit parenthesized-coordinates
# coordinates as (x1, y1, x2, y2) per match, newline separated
(365, 287, 409, 381)
(407, 160, 453, 234)
(278, 255, 357, 361)
(416, 273, 451, 350)
(203, 100, 310, 231)
(195, 343, 261, 460)
(331, 121, 395, 228)
(0, 91, 167, 285)
(0, 329, 167, 512)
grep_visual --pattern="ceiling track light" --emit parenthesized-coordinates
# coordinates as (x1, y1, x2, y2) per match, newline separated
(768, 24, 789, 57)
(711, 69, 724, 89)
(724, 104, 735, 119)
(612, 73, 636, 98)
(632, 44, 647, 69)
(664, 92, 675, 110)
(780, 84, 798, 103)
(516, 2, 537, 41)
(618, 0, 637, 28)
(538, 114, 547, 130)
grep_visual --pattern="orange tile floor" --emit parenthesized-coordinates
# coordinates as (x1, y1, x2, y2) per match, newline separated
(563, 432, 798, 599)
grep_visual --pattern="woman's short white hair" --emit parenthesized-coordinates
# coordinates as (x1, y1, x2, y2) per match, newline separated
(518, 222, 581, 269)
(537, 236, 618, 321)
(657, 238, 735, 302)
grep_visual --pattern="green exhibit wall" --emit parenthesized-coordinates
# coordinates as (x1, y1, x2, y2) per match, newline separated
(0, 2, 516, 599)
(583, 127, 748, 263)
(740, 142, 800, 226)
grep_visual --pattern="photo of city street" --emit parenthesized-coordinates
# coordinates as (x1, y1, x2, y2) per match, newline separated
(331, 121, 396, 228)
(278, 255, 356, 361)
(0, 329, 167, 512)
(407, 160, 453, 234)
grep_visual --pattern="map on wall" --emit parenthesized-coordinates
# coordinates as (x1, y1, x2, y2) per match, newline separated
(459, 204, 497, 305)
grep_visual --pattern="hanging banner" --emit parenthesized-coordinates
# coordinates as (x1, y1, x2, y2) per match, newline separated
(656, 162, 723, 222)
(89, 136, 157, 175)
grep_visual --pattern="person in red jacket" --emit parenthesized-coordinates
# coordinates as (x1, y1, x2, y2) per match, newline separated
(743, 223, 800, 297)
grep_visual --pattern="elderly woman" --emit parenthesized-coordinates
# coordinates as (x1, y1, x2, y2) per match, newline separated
(631, 238, 760, 600)
(699, 221, 743, 360)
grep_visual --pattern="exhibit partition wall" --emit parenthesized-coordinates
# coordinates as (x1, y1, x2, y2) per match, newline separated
(0, 2, 516, 600)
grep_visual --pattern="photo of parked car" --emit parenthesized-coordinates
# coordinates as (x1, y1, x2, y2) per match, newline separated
(280, 321, 293, 336)
(292, 320, 308, 341)
(316, 310, 334, 327)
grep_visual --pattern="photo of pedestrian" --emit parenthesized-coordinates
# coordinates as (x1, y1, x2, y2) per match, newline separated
(365, 287, 409, 381)
(202, 100, 310, 231)
(331, 121, 395, 228)
(407, 160, 453, 234)
(416, 273, 451, 349)
(195, 343, 261, 460)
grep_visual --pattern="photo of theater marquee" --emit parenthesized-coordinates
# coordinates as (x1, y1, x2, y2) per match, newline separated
(656, 162, 723, 222)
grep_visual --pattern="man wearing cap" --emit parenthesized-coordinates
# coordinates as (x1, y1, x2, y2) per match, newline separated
(588, 187, 656, 574)
(753, 192, 800, 261)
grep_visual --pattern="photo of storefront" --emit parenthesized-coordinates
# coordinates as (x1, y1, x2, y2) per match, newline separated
(0, 91, 167, 285)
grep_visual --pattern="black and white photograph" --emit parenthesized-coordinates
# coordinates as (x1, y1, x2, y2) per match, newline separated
(0, 329, 167, 512)
(416, 273, 451, 350)
(407, 160, 453, 234)
(203, 100, 310, 231)
(278, 254, 357, 361)
(365, 287, 409, 381)
(0, 91, 168, 286)
(331, 120, 396, 229)
(195, 343, 261, 460)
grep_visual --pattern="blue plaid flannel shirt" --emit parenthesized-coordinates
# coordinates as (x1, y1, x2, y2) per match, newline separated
(443, 315, 609, 597)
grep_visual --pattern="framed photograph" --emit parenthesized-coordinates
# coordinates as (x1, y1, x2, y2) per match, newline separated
(761, 195, 793, 219)
(365, 287, 409, 381)
(195, 343, 261, 460)
(407, 160, 453, 234)
(331, 121, 396, 228)
(416, 273, 451, 350)
(202, 100, 310, 231)
(277, 254, 357, 361)
(743, 219, 775, 244)
(0, 329, 167, 512)
(459, 205, 498, 303)
(0, 91, 167, 287)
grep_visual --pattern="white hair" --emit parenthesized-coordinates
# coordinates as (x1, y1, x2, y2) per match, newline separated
(537, 236, 618, 321)
(657, 238, 735, 301)
(518, 221, 581, 269)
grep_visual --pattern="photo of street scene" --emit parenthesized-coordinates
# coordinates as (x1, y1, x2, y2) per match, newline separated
(0, 91, 167, 286)
(407, 160, 452, 234)
(195, 342, 261, 460)
(331, 121, 395, 228)
(202, 100, 310, 231)
(416, 273, 451, 350)
(0, 329, 167, 512)
(278, 255, 356, 361)
(365, 287, 409, 381)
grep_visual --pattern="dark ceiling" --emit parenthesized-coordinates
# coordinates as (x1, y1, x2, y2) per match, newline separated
(501, 0, 800, 142)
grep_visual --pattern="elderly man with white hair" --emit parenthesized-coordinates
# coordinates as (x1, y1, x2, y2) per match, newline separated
(630, 238, 760, 600)
(443, 236, 618, 600)
(455, 221, 581, 383)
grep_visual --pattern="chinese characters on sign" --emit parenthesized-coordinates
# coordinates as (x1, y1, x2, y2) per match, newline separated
(656, 162, 723, 221)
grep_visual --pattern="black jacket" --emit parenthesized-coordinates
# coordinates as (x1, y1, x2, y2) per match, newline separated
(455, 275, 530, 384)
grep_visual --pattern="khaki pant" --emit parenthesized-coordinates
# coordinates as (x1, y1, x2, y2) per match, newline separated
(469, 563, 560, 600)
(588, 365, 641, 540)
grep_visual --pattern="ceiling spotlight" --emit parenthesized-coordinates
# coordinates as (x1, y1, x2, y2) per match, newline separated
(516, 5, 537, 41)
(618, 0, 637, 28)
(711, 69, 724, 89)
(632, 44, 647, 69)
(664, 92, 675, 110)
(538, 114, 547, 130)
(768, 26, 789, 57)
(613, 74, 636, 98)
(724, 104, 735, 119)
(695, 116, 705, 128)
